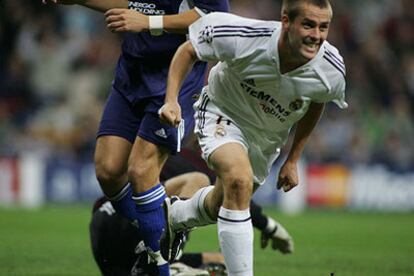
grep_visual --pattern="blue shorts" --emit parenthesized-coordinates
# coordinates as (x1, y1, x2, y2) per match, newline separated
(97, 87, 195, 153)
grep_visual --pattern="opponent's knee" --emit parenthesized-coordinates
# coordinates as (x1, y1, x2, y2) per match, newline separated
(95, 159, 126, 187)
(127, 162, 153, 183)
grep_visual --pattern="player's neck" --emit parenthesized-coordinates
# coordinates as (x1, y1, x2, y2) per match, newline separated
(277, 35, 308, 74)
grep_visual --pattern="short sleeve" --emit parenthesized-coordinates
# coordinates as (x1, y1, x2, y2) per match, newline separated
(330, 77, 348, 108)
(188, 12, 239, 62)
(315, 43, 348, 108)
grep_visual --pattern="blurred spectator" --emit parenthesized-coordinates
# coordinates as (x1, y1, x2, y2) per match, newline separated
(0, 0, 413, 171)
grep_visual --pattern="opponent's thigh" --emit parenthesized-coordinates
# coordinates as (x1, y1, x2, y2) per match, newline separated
(128, 137, 170, 192)
(94, 135, 132, 194)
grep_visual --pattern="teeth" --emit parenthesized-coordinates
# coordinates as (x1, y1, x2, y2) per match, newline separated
(304, 43, 317, 49)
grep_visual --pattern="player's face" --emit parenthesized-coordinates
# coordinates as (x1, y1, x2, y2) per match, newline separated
(284, 3, 332, 62)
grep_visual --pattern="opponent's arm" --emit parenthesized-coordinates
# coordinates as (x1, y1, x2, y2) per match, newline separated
(277, 102, 325, 192)
(42, 0, 128, 12)
(106, 8, 201, 34)
(159, 41, 199, 127)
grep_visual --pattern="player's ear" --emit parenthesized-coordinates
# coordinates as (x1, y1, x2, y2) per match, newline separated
(281, 13, 290, 30)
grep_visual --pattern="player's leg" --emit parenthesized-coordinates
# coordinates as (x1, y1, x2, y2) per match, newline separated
(250, 200, 294, 254)
(127, 136, 170, 274)
(208, 143, 254, 276)
(94, 88, 139, 221)
(162, 144, 254, 275)
(95, 89, 169, 274)
(164, 172, 211, 199)
(128, 109, 194, 275)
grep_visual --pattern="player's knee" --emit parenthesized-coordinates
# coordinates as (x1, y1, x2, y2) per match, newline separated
(127, 163, 152, 183)
(223, 172, 253, 203)
(95, 159, 126, 186)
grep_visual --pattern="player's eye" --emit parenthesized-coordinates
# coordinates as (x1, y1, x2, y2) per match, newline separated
(302, 22, 314, 29)
(320, 24, 329, 32)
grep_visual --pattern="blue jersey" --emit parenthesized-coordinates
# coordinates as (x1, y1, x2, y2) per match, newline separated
(113, 0, 230, 103)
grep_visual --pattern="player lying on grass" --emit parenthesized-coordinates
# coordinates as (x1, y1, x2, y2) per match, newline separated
(90, 183, 225, 275)
(90, 170, 293, 275)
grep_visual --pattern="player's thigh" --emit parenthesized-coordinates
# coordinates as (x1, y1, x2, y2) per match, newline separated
(209, 142, 252, 180)
(94, 135, 132, 175)
(210, 144, 253, 209)
(97, 87, 142, 145)
(128, 111, 174, 186)
(95, 87, 140, 175)
(128, 136, 170, 190)
(194, 102, 253, 182)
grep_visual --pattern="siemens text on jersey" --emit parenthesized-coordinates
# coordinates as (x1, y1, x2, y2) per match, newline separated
(240, 81, 290, 122)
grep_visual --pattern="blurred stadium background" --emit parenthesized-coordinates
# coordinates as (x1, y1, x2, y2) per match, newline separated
(0, 0, 413, 275)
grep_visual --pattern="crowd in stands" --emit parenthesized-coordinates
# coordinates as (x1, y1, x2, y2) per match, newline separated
(1, 0, 413, 171)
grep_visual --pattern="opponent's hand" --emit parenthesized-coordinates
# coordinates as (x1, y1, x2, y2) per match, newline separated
(158, 101, 182, 128)
(276, 160, 298, 192)
(42, 0, 82, 5)
(105, 9, 149, 33)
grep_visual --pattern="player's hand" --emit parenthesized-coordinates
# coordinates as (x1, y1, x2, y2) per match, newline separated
(276, 160, 298, 192)
(42, 0, 82, 5)
(158, 101, 182, 128)
(105, 9, 149, 33)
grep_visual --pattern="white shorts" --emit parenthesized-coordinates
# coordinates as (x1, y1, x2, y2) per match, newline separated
(193, 89, 281, 185)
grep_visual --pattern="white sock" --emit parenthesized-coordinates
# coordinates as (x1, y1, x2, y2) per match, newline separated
(218, 207, 253, 276)
(171, 186, 216, 231)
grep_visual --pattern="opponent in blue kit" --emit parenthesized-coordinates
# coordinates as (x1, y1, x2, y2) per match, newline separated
(43, 1, 229, 274)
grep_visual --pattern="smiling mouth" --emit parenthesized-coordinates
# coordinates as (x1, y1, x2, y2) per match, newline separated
(303, 41, 319, 52)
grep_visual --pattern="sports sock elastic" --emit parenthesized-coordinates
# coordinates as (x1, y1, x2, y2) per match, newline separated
(133, 183, 169, 276)
(106, 182, 136, 221)
(218, 207, 253, 276)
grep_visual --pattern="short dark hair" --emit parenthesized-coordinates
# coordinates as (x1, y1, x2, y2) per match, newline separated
(282, 0, 331, 21)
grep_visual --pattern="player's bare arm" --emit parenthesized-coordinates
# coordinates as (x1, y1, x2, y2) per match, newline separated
(106, 8, 201, 33)
(159, 41, 199, 127)
(277, 102, 325, 192)
(42, 0, 128, 12)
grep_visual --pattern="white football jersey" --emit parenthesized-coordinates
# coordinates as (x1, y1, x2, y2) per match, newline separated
(189, 12, 347, 148)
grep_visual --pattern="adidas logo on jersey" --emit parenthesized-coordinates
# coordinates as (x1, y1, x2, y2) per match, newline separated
(154, 128, 168, 139)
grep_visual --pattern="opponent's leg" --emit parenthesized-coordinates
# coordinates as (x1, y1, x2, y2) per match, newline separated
(250, 200, 294, 254)
(94, 135, 137, 220)
(128, 137, 171, 275)
(94, 87, 142, 221)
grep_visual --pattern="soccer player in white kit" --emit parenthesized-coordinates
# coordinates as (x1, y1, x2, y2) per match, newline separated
(159, 0, 347, 275)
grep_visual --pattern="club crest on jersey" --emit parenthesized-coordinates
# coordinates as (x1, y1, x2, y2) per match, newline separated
(289, 99, 304, 111)
(198, 25, 214, 44)
(214, 125, 227, 138)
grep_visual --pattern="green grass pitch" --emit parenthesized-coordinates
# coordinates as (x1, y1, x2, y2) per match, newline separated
(0, 206, 413, 275)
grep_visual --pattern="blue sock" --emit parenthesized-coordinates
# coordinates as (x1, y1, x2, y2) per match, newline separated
(133, 183, 169, 276)
(106, 183, 136, 221)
